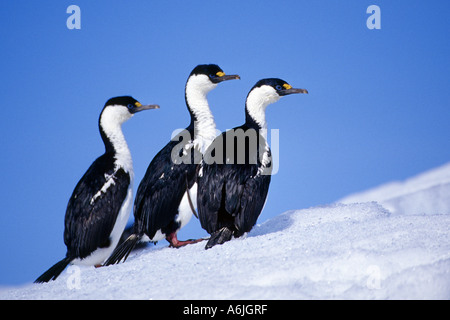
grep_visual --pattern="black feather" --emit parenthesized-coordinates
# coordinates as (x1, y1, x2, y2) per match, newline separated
(105, 234, 140, 265)
(64, 153, 130, 259)
(106, 128, 200, 264)
(197, 124, 272, 245)
(34, 257, 71, 283)
(205, 227, 233, 249)
(134, 128, 199, 238)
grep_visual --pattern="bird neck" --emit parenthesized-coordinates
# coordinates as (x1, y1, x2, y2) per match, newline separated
(185, 85, 217, 152)
(245, 87, 280, 130)
(245, 97, 268, 130)
(99, 117, 133, 174)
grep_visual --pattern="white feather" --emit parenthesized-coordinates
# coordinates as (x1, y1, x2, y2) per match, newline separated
(99, 105, 134, 174)
(176, 182, 198, 228)
(76, 105, 135, 265)
(246, 86, 280, 176)
(90, 105, 135, 205)
(185, 74, 218, 153)
(246, 85, 280, 130)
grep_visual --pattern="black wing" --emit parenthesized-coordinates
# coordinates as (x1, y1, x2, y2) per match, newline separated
(198, 127, 272, 235)
(233, 168, 271, 235)
(198, 162, 271, 236)
(133, 131, 199, 238)
(64, 153, 130, 259)
(197, 161, 226, 234)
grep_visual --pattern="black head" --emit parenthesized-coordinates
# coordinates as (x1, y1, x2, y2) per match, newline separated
(189, 64, 240, 83)
(251, 78, 308, 96)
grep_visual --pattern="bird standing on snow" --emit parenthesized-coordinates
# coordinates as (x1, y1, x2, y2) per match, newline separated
(197, 78, 308, 249)
(35, 96, 159, 283)
(105, 65, 240, 265)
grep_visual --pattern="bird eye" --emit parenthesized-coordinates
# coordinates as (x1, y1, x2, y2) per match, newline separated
(127, 104, 134, 110)
(209, 74, 217, 78)
(275, 85, 283, 91)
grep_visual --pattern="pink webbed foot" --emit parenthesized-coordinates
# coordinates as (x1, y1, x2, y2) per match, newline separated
(166, 233, 206, 248)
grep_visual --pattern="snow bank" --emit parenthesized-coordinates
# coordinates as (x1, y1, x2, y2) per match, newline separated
(1, 163, 449, 299)
(1, 203, 449, 299)
(339, 162, 450, 216)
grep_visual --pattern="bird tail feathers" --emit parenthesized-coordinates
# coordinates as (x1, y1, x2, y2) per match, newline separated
(104, 234, 140, 266)
(34, 257, 72, 283)
(205, 227, 233, 249)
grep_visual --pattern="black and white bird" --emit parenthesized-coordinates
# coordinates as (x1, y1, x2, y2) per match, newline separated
(105, 64, 240, 265)
(35, 96, 159, 283)
(197, 78, 308, 249)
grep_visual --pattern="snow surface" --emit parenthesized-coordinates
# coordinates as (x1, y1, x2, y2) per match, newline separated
(340, 162, 450, 217)
(1, 163, 449, 299)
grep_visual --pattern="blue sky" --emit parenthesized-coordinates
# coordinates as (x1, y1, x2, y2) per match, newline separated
(1, 1, 449, 285)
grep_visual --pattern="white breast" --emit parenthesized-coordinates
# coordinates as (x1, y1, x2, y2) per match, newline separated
(176, 182, 198, 229)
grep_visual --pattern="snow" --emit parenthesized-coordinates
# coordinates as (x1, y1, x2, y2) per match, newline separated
(339, 162, 450, 216)
(1, 163, 449, 300)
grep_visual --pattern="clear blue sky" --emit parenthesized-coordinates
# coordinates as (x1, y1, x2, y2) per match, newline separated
(1, 1, 449, 285)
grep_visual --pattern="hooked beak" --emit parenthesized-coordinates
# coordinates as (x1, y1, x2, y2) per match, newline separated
(279, 88, 308, 96)
(219, 74, 241, 82)
(212, 74, 241, 83)
(130, 104, 160, 114)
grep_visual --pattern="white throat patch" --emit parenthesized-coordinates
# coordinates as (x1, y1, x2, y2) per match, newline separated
(185, 74, 218, 153)
(246, 85, 280, 129)
(99, 105, 134, 174)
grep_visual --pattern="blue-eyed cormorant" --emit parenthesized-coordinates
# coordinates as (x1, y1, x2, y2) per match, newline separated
(105, 65, 240, 264)
(35, 96, 159, 282)
(197, 78, 308, 249)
